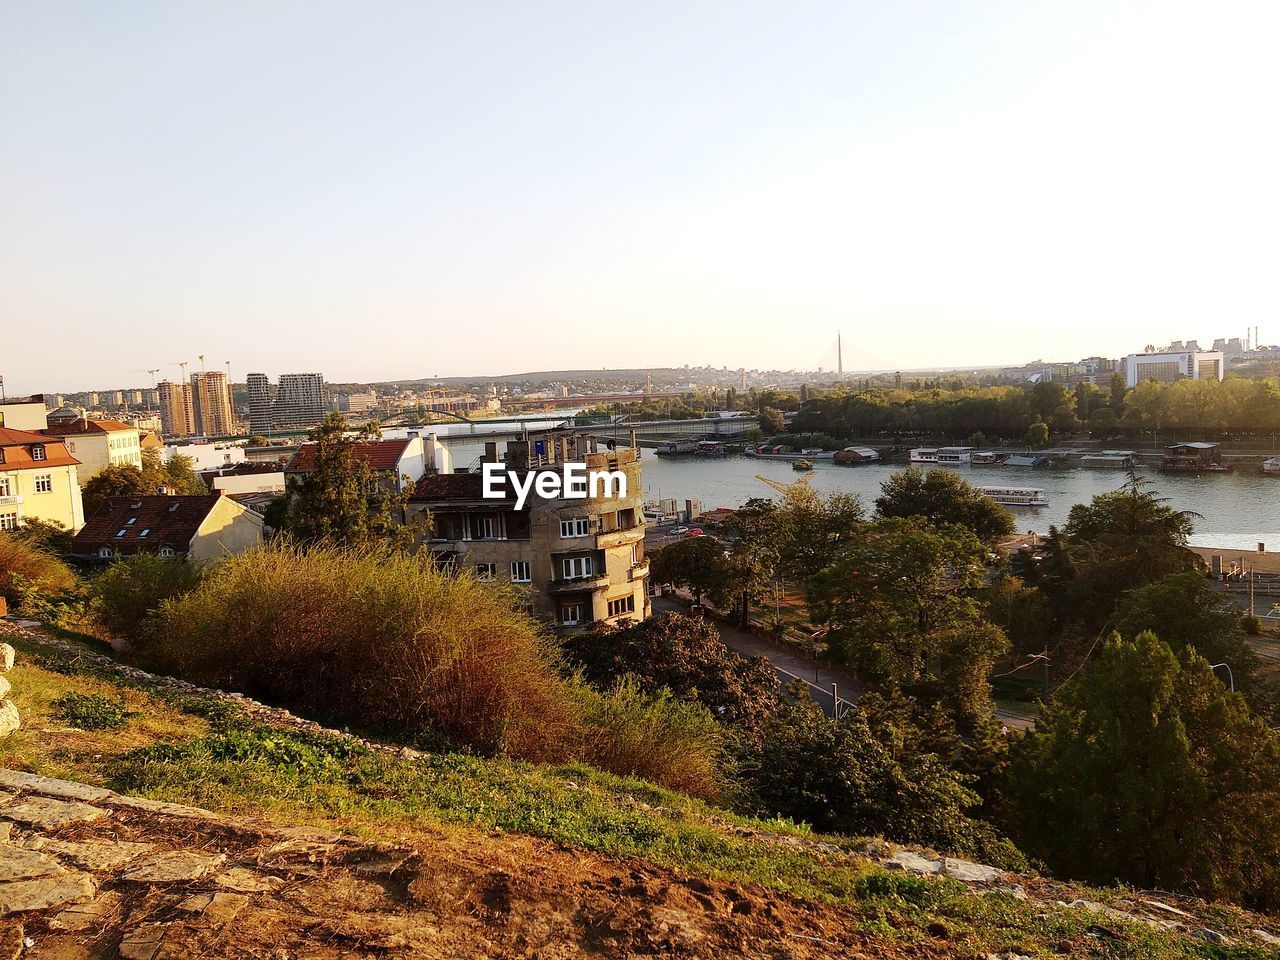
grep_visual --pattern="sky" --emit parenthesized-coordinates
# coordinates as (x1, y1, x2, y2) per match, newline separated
(4, 1, 1280, 394)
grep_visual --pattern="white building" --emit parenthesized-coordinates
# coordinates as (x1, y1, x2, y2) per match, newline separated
(1123, 349, 1224, 388)
(164, 442, 248, 472)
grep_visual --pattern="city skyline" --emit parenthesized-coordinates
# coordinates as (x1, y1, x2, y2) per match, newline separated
(5, 2, 1280, 393)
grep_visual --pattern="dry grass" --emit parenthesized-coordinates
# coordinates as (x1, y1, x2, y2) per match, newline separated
(0, 532, 77, 604)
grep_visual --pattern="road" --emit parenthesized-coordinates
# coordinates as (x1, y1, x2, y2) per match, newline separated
(652, 594, 860, 715)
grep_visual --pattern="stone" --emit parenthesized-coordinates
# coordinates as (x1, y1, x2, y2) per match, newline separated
(883, 850, 943, 875)
(1141, 898, 1192, 918)
(352, 850, 414, 876)
(175, 893, 214, 913)
(1198, 928, 1234, 946)
(0, 797, 108, 830)
(14, 774, 115, 805)
(0, 844, 68, 882)
(0, 677, 10, 701)
(0, 644, 14, 672)
(118, 923, 168, 960)
(1254, 929, 1280, 947)
(49, 890, 124, 931)
(123, 850, 226, 884)
(214, 866, 283, 893)
(0, 702, 19, 739)
(0, 872, 95, 915)
(942, 857, 1003, 883)
(202, 891, 249, 924)
(37, 837, 154, 873)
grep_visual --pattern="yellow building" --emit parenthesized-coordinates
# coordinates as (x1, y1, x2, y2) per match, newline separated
(190, 370, 236, 436)
(0, 428, 85, 533)
(157, 380, 194, 438)
(41, 418, 142, 482)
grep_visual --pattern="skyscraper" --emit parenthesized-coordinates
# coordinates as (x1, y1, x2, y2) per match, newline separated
(246, 372, 273, 435)
(245, 372, 327, 433)
(157, 380, 194, 438)
(190, 370, 235, 436)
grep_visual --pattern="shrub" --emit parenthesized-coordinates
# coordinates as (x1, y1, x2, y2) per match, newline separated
(51, 692, 132, 730)
(0, 532, 77, 607)
(88, 554, 204, 649)
(146, 542, 581, 762)
(575, 678, 722, 799)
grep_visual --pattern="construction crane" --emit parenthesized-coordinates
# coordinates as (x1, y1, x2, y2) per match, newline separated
(167, 361, 189, 382)
(754, 472, 813, 496)
(135, 369, 160, 388)
(197, 354, 206, 374)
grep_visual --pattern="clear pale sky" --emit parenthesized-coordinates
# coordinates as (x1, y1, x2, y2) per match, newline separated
(4, 1, 1279, 394)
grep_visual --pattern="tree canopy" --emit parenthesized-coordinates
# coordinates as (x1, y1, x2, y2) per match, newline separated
(875, 468, 1015, 544)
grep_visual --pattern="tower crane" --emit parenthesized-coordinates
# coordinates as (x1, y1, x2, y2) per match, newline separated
(754, 472, 813, 496)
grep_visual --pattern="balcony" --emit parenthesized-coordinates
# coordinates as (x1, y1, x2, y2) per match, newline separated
(0, 495, 21, 507)
(548, 573, 612, 594)
(597, 525, 645, 550)
(628, 559, 650, 582)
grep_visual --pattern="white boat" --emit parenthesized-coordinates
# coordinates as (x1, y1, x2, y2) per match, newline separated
(978, 486, 1049, 507)
(1264, 457, 1280, 476)
(909, 446, 974, 465)
(745, 445, 834, 460)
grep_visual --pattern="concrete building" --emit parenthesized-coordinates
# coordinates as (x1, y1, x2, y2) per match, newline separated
(189, 370, 235, 437)
(70, 494, 264, 565)
(0, 396, 50, 432)
(334, 390, 378, 413)
(246, 372, 273, 435)
(157, 380, 195, 438)
(407, 433, 649, 631)
(41, 418, 143, 482)
(0, 428, 85, 532)
(164, 442, 247, 472)
(199, 463, 286, 496)
(246, 372, 327, 432)
(1123, 348, 1225, 388)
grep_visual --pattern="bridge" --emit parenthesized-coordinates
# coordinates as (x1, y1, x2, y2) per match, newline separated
(425, 415, 760, 446)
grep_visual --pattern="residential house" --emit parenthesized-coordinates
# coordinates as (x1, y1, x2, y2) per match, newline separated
(70, 494, 263, 565)
(285, 431, 451, 492)
(0, 428, 85, 532)
(41, 418, 143, 482)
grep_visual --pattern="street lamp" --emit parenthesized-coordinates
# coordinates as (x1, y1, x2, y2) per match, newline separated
(1210, 662, 1235, 692)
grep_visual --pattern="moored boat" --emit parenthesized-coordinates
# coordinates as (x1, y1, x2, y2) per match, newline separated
(1080, 450, 1140, 468)
(1264, 457, 1280, 475)
(834, 446, 880, 465)
(909, 446, 974, 464)
(792, 458, 813, 471)
(971, 451, 1008, 466)
(977, 486, 1049, 507)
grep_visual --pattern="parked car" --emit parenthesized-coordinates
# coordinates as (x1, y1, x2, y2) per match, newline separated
(685, 528, 704, 537)
(670, 526, 690, 535)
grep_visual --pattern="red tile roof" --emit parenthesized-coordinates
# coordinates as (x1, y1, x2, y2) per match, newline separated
(285, 439, 411, 474)
(409, 473, 487, 501)
(42, 419, 137, 436)
(0, 428, 80, 471)
(70, 495, 224, 557)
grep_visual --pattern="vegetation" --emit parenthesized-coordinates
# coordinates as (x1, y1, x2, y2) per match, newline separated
(875, 468, 1015, 544)
(86, 553, 203, 648)
(0, 531, 77, 610)
(1004, 632, 1280, 911)
(82, 448, 207, 517)
(51, 691, 132, 730)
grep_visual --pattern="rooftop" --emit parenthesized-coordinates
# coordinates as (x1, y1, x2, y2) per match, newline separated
(285, 438, 411, 473)
(71, 495, 225, 556)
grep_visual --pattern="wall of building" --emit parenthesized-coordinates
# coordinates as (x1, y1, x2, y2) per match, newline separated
(188, 497, 265, 563)
(0, 464, 84, 532)
(0, 402, 49, 432)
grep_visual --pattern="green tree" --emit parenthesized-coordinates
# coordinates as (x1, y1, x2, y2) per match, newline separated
(82, 448, 207, 517)
(1087, 406, 1119, 439)
(809, 518, 1006, 729)
(874, 468, 1015, 544)
(1024, 420, 1049, 448)
(1109, 371, 1127, 411)
(283, 414, 418, 546)
(1003, 632, 1280, 908)
(758, 406, 785, 435)
(649, 534, 730, 607)
(564, 612, 778, 730)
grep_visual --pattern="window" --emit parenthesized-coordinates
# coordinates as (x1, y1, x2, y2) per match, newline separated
(607, 595, 636, 618)
(115, 528, 128, 538)
(561, 556, 593, 580)
(34, 475, 52, 494)
(560, 601, 585, 626)
(560, 517, 590, 538)
(159, 546, 175, 557)
(0, 477, 10, 497)
(97, 546, 113, 559)
(474, 562, 496, 580)
(0, 513, 16, 532)
(510, 560, 531, 583)
(139, 529, 150, 538)
(469, 514, 502, 540)
(30, 445, 46, 461)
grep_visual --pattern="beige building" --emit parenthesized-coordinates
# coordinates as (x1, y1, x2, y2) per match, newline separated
(157, 380, 195, 438)
(0, 396, 50, 432)
(41, 418, 142, 482)
(407, 433, 649, 630)
(0, 428, 85, 533)
(70, 493, 263, 565)
(190, 370, 236, 437)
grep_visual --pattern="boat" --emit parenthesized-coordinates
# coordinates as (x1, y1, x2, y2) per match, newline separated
(792, 458, 813, 471)
(977, 486, 1049, 507)
(1079, 450, 1140, 468)
(1263, 457, 1280, 475)
(745, 444, 835, 460)
(833, 446, 880, 465)
(1005, 454, 1051, 467)
(971, 451, 1008, 466)
(909, 446, 974, 465)
(1160, 441, 1232, 473)
(655, 439, 698, 457)
(693, 440, 727, 457)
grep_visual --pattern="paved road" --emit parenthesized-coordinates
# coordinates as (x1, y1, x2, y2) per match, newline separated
(652, 594, 860, 715)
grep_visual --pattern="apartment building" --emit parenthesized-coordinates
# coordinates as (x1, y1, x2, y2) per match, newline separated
(0, 428, 85, 532)
(157, 380, 195, 438)
(285, 431, 451, 492)
(41, 418, 142, 482)
(246, 372, 327, 432)
(406, 433, 649, 630)
(0, 396, 50, 432)
(190, 370, 235, 436)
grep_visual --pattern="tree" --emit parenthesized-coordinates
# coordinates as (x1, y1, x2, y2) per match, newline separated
(736, 690, 1018, 864)
(563, 613, 778, 730)
(1087, 406, 1119, 439)
(808, 518, 1007, 729)
(1109, 371, 1127, 411)
(1024, 420, 1049, 448)
(1003, 632, 1280, 909)
(767, 482, 864, 580)
(82, 448, 207, 517)
(1115, 572, 1271, 716)
(283, 414, 417, 546)
(758, 406, 785, 435)
(874, 468, 1015, 544)
(649, 535, 730, 606)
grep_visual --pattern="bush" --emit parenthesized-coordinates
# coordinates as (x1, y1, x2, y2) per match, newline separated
(575, 678, 722, 799)
(0, 532, 77, 608)
(88, 554, 204, 648)
(51, 692, 132, 730)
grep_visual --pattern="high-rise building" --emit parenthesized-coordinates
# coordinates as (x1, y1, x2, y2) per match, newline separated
(245, 372, 327, 433)
(157, 380, 195, 438)
(190, 370, 235, 437)
(1123, 348, 1225, 388)
(275, 373, 327, 429)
